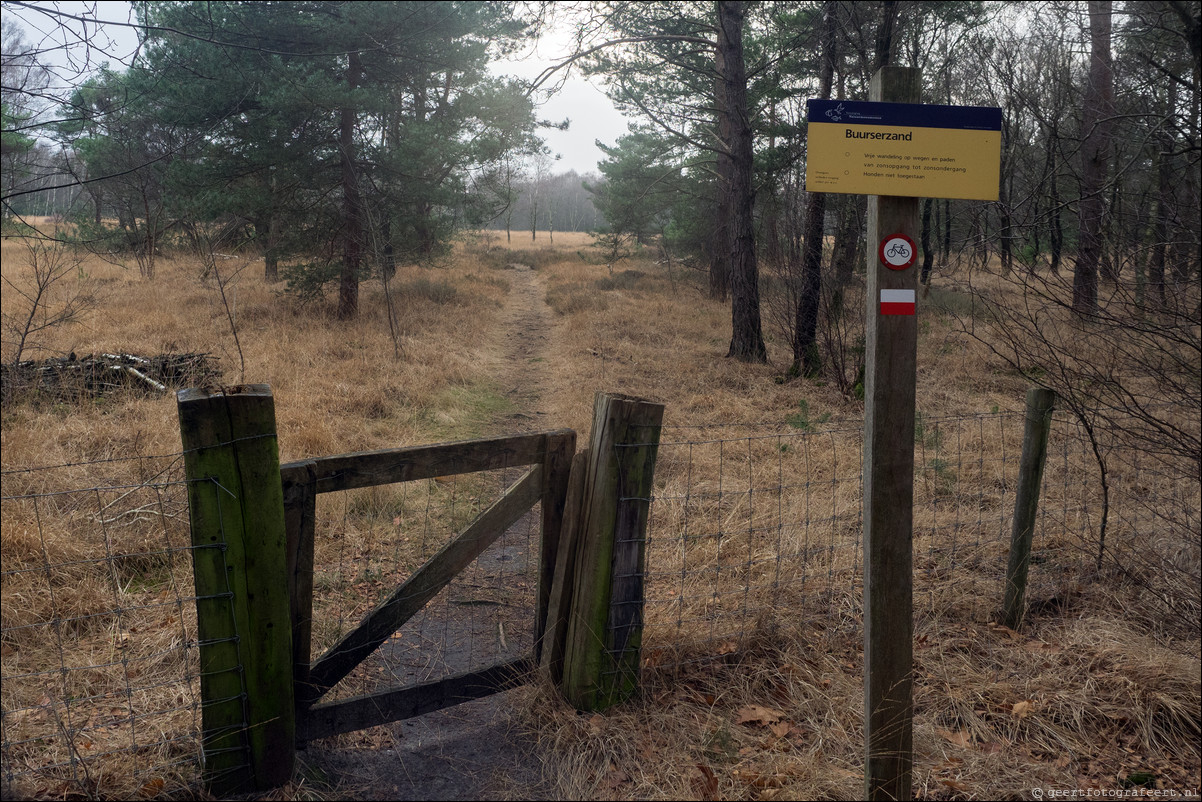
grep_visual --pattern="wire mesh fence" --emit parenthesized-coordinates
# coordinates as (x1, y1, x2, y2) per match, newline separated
(0, 454, 208, 800)
(4, 407, 1197, 796)
(1041, 412, 1201, 629)
(630, 409, 1201, 677)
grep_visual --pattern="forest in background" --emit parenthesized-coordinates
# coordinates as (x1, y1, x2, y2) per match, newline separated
(3, 3, 1198, 307)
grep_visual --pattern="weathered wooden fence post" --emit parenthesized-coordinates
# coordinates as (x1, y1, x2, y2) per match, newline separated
(560, 393, 663, 711)
(540, 448, 590, 685)
(863, 65, 922, 802)
(1002, 387, 1056, 630)
(282, 460, 318, 714)
(178, 385, 295, 794)
(536, 431, 578, 665)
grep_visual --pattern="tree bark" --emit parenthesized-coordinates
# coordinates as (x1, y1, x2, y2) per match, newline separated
(920, 198, 934, 285)
(1148, 81, 1175, 309)
(718, 1, 766, 363)
(1041, 118, 1063, 275)
(381, 216, 396, 281)
(710, 25, 732, 302)
(263, 173, 280, 282)
(998, 115, 1014, 276)
(791, 0, 837, 376)
(265, 213, 280, 282)
(831, 195, 863, 290)
(762, 101, 782, 270)
(941, 199, 951, 262)
(873, 0, 900, 72)
(1072, 0, 1114, 316)
(338, 51, 363, 320)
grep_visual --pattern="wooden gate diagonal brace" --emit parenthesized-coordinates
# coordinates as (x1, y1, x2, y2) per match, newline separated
(302, 465, 544, 703)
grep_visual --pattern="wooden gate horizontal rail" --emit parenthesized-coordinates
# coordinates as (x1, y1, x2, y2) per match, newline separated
(280, 431, 566, 492)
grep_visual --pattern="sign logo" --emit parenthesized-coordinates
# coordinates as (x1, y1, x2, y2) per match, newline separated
(825, 102, 847, 122)
(879, 234, 916, 270)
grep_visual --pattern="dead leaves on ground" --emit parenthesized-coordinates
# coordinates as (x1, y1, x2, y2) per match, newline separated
(733, 704, 792, 738)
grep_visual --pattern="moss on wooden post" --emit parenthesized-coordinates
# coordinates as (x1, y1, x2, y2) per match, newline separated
(1002, 387, 1056, 630)
(560, 393, 663, 711)
(540, 449, 589, 686)
(536, 431, 578, 665)
(282, 460, 318, 714)
(178, 385, 295, 794)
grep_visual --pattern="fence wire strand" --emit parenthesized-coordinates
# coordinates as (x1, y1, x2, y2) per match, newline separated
(1, 456, 235, 800)
(609, 409, 1199, 683)
(5, 408, 1198, 797)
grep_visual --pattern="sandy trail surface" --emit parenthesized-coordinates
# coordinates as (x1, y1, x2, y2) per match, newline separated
(306, 263, 560, 800)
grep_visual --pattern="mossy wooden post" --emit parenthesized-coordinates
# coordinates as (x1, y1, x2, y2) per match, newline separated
(540, 448, 588, 683)
(1002, 387, 1056, 630)
(535, 431, 578, 665)
(178, 385, 295, 794)
(863, 65, 921, 802)
(561, 393, 663, 711)
(282, 460, 318, 714)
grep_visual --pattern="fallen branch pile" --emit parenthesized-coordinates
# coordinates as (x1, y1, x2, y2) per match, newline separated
(1, 352, 222, 406)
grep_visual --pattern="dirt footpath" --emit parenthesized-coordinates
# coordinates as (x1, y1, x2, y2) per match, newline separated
(305, 264, 557, 801)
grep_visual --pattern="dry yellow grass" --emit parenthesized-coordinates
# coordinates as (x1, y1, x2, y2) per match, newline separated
(2, 228, 1198, 800)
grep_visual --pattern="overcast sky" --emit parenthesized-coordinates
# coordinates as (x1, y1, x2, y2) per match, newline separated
(496, 24, 631, 175)
(6, 0, 632, 175)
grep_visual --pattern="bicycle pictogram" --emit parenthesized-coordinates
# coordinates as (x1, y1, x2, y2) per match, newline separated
(879, 234, 916, 270)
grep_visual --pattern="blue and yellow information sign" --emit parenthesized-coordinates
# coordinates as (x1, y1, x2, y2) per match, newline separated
(805, 100, 1002, 200)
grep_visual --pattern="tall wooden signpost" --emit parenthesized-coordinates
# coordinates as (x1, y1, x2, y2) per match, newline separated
(806, 66, 1001, 800)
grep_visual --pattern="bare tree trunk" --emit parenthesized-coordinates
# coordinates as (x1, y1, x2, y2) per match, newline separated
(265, 213, 281, 282)
(998, 115, 1014, 276)
(1048, 125, 1063, 275)
(1072, 0, 1114, 316)
(791, 0, 837, 376)
(719, 0, 766, 363)
(338, 51, 363, 320)
(932, 196, 942, 268)
(1148, 82, 1174, 309)
(831, 195, 863, 288)
(920, 198, 934, 285)
(873, 0, 899, 72)
(762, 102, 782, 270)
(941, 198, 951, 262)
(141, 192, 156, 280)
(381, 215, 396, 281)
(710, 28, 732, 302)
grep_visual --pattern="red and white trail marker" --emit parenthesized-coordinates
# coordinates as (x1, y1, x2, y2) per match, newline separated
(879, 289, 916, 316)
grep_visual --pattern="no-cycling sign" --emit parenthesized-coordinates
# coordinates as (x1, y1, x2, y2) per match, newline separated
(879, 234, 915, 270)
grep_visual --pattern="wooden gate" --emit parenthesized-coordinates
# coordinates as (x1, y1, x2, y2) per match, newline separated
(279, 430, 575, 742)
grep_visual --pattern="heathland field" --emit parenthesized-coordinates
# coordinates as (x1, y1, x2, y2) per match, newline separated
(2, 226, 1198, 800)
